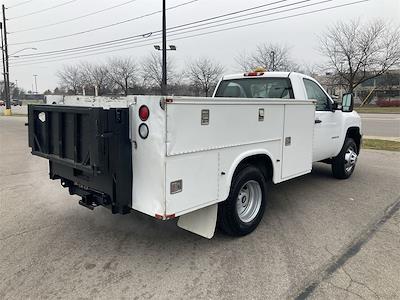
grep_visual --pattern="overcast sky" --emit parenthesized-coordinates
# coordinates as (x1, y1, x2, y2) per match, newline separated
(3, 0, 399, 92)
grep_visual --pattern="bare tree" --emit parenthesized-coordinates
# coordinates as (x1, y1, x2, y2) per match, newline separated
(140, 52, 175, 90)
(108, 57, 138, 96)
(80, 62, 111, 95)
(319, 19, 400, 92)
(187, 57, 224, 96)
(296, 63, 321, 77)
(234, 51, 254, 72)
(56, 65, 82, 94)
(235, 43, 296, 71)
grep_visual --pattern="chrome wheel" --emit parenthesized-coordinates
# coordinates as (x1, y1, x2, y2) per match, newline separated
(344, 146, 357, 173)
(236, 180, 262, 223)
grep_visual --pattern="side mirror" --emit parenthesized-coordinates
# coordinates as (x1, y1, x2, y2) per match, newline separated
(332, 101, 342, 111)
(341, 93, 354, 112)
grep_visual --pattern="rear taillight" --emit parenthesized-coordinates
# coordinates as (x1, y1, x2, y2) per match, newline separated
(139, 105, 150, 121)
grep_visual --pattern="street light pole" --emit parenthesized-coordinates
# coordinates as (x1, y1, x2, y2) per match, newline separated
(33, 74, 38, 94)
(2, 4, 10, 114)
(161, 0, 167, 95)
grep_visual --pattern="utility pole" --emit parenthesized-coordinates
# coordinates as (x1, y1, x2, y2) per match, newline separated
(2, 4, 10, 115)
(0, 22, 8, 106)
(15, 79, 18, 100)
(161, 0, 167, 95)
(271, 51, 275, 71)
(33, 74, 38, 94)
(339, 61, 344, 99)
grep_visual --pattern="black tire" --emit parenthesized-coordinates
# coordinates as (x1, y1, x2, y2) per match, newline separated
(332, 138, 358, 179)
(217, 165, 267, 236)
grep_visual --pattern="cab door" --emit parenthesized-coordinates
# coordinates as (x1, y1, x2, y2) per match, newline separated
(302, 78, 341, 162)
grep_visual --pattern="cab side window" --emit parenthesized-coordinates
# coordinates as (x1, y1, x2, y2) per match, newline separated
(303, 78, 331, 111)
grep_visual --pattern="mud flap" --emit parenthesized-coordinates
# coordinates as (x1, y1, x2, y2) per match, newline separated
(177, 204, 218, 239)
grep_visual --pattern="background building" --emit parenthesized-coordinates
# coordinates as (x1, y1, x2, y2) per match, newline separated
(316, 69, 400, 105)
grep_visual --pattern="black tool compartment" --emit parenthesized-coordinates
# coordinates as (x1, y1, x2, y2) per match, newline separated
(28, 104, 132, 214)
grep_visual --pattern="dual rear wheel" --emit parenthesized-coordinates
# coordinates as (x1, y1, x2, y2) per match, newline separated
(217, 165, 267, 236)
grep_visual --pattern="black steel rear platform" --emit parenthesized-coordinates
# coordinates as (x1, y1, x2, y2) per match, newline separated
(28, 105, 132, 214)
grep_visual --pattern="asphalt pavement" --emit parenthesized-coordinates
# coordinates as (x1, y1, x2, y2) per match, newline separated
(0, 116, 400, 299)
(360, 113, 400, 138)
(309, 204, 400, 299)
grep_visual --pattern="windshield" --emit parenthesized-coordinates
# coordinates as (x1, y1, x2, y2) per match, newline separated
(215, 77, 294, 99)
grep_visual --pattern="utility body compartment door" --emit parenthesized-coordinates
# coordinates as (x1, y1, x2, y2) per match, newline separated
(165, 152, 219, 216)
(281, 104, 315, 180)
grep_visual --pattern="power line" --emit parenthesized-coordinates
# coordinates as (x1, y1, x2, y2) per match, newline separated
(10, 0, 275, 45)
(10, 0, 369, 67)
(168, 0, 318, 36)
(10, 0, 365, 64)
(170, 0, 370, 44)
(8, 0, 199, 45)
(168, 0, 288, 33)
(10, 0, 138, 34)
(8, 0, 78, 20)
(6, 0, 33, 9)
(11, 32, 151, 58)
(10, 0, 331, 61)
(8, 0, 307, 60)
(10, 40, 160, 67)
(10, 0, 289, 52)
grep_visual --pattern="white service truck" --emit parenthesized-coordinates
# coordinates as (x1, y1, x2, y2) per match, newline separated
(28, 71, 362, 238)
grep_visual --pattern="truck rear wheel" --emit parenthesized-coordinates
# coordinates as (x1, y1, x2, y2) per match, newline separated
(218, 165, 267, 236)
(332, 138, 358, 179)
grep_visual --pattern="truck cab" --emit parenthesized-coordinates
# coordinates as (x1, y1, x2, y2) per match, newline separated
(213, 70, 362, 170)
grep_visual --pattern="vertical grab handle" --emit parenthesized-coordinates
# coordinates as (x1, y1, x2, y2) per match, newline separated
(129, 104, 137, 145)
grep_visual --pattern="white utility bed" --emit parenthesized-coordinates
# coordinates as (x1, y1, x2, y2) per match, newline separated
(130, 96, 315, 219)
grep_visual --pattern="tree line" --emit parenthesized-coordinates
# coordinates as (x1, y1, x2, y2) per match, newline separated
(54, 54, 225, 97)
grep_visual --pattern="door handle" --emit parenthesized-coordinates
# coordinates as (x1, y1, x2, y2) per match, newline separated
(315, 119, 322, 124)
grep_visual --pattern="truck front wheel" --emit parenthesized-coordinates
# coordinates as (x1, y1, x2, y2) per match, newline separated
(332, 138, 358, 179)
(218, 165, 267, 236)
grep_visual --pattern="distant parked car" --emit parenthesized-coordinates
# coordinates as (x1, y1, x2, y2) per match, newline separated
(0, 100, 5, 106)
(12, 99, 22, 106)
